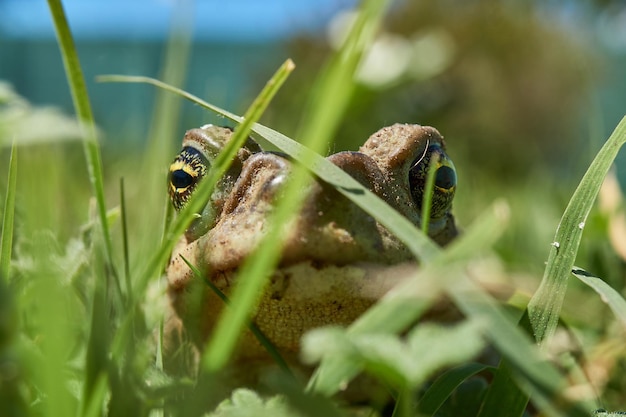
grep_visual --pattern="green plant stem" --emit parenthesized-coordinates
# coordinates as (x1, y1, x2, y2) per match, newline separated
(180, 256, 292, 376)
(46, 0, 121, 300)
(110, 59, 294, 362)
(119, 178, 132, 300)
(97, 75, 441, 262)
(201, 0, 391, 373)
(528, 115, 626, 344)
(0, 142, 17, 281)
(421, 152, 440, 234)
(143, 58, 294, 296)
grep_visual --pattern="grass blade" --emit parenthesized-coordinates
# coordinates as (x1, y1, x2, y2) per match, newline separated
(421, 153, 439, 234)
(46, 0, 121, 299)
(572, 267, 626, 329)
(110, 59, 294, 363)
(94, 83, 440, 263)
(417, 363, 493, 415)
(180, 255, 292, 376)
(82, 374, 109, 417)
(201, 0, 391, 374)
(307, 201, 509, 395)
(120, 178, 132, 299)
(475, 117, 626, 417)
(528, 116, 626, 344)
(454, 284, 589, 417)
(1, 142, 17, 281)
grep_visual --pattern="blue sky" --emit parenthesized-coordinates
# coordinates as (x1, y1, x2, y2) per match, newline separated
(0, 0, 357, 42)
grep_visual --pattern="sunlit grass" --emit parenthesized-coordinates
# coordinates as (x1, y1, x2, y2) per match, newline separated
(1, 0, 626, 416)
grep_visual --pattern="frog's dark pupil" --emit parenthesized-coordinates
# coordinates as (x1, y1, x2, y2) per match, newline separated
(171, 170, 194, 189)
(435, 166, 456, 190)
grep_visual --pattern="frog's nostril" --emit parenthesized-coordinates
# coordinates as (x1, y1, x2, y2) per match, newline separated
(435, 166, 456, 190)
(171, 169, 194, 190)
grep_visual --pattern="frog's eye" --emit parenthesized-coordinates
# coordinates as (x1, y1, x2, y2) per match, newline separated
(170, 169, 194, 189)
(434, 165, 456, 190)
(168, 146, 209, 210)
(409, 144, 456, 220)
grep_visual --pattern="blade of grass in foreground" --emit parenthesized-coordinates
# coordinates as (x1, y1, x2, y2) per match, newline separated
(417, 363, 493, 415)
(148, 58, 293, 295)
(180, 255, 292, 376)
(93, 80, 441, 263)
(109, 59, 294, 362)
(572, 267, 626, 329)
(1, 142, 17, 281)
(420, 153, 440, 234)
(528, 116, 626, 344)
(201, 0, 391, 373)
(46, 0, 121, 300)
(479, 118, 626, 417)
(307, 201, 509, 395)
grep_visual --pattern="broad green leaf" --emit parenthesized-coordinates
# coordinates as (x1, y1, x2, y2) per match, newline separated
(303, 321, 485, 389)
(207, 389, 304, 417)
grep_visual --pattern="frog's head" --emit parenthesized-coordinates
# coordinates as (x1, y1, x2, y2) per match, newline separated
(165, 123, 457, 360)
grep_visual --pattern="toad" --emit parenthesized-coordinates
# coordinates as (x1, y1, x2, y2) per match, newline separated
(166, 123, 457, 364)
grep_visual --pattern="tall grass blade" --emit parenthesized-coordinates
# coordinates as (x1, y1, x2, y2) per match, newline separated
(110, 59, 294, 362)
(139, 4, 194, 277)
(308, 201, 508, 395)
(82, 374, 109, 417)
(572, 267, 626, 329)
(296, 0, 387, 144)
(417, 363, 492, 416)
(81, 222, 112, 416)
(94, 79, 440, 262)
(149, 59, 293, 294)
(46, 0, 121, 299)
(455, 284, 589, 417)
(421, 153, 439, 234)
(120, 178, 132, 299)
(145, 3, 193, 167)
(201, 0, 391, 373)
(1, 142, 17, 281)
(180, 255, 292, 376)
(528, 116, 626, 344)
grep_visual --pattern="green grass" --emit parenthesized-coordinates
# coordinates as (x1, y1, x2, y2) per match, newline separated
(2, 0, 626, 416)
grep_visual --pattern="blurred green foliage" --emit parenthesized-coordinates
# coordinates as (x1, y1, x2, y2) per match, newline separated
(1, 0, 626, 415)
(267, 1, 596, 179)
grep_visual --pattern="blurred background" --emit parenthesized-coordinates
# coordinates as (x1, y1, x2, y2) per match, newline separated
(1, 0, 625, 158)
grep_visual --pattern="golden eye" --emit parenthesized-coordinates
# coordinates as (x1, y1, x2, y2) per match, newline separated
(168, 146, 209, 210)
(409, 144, 456, 220)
